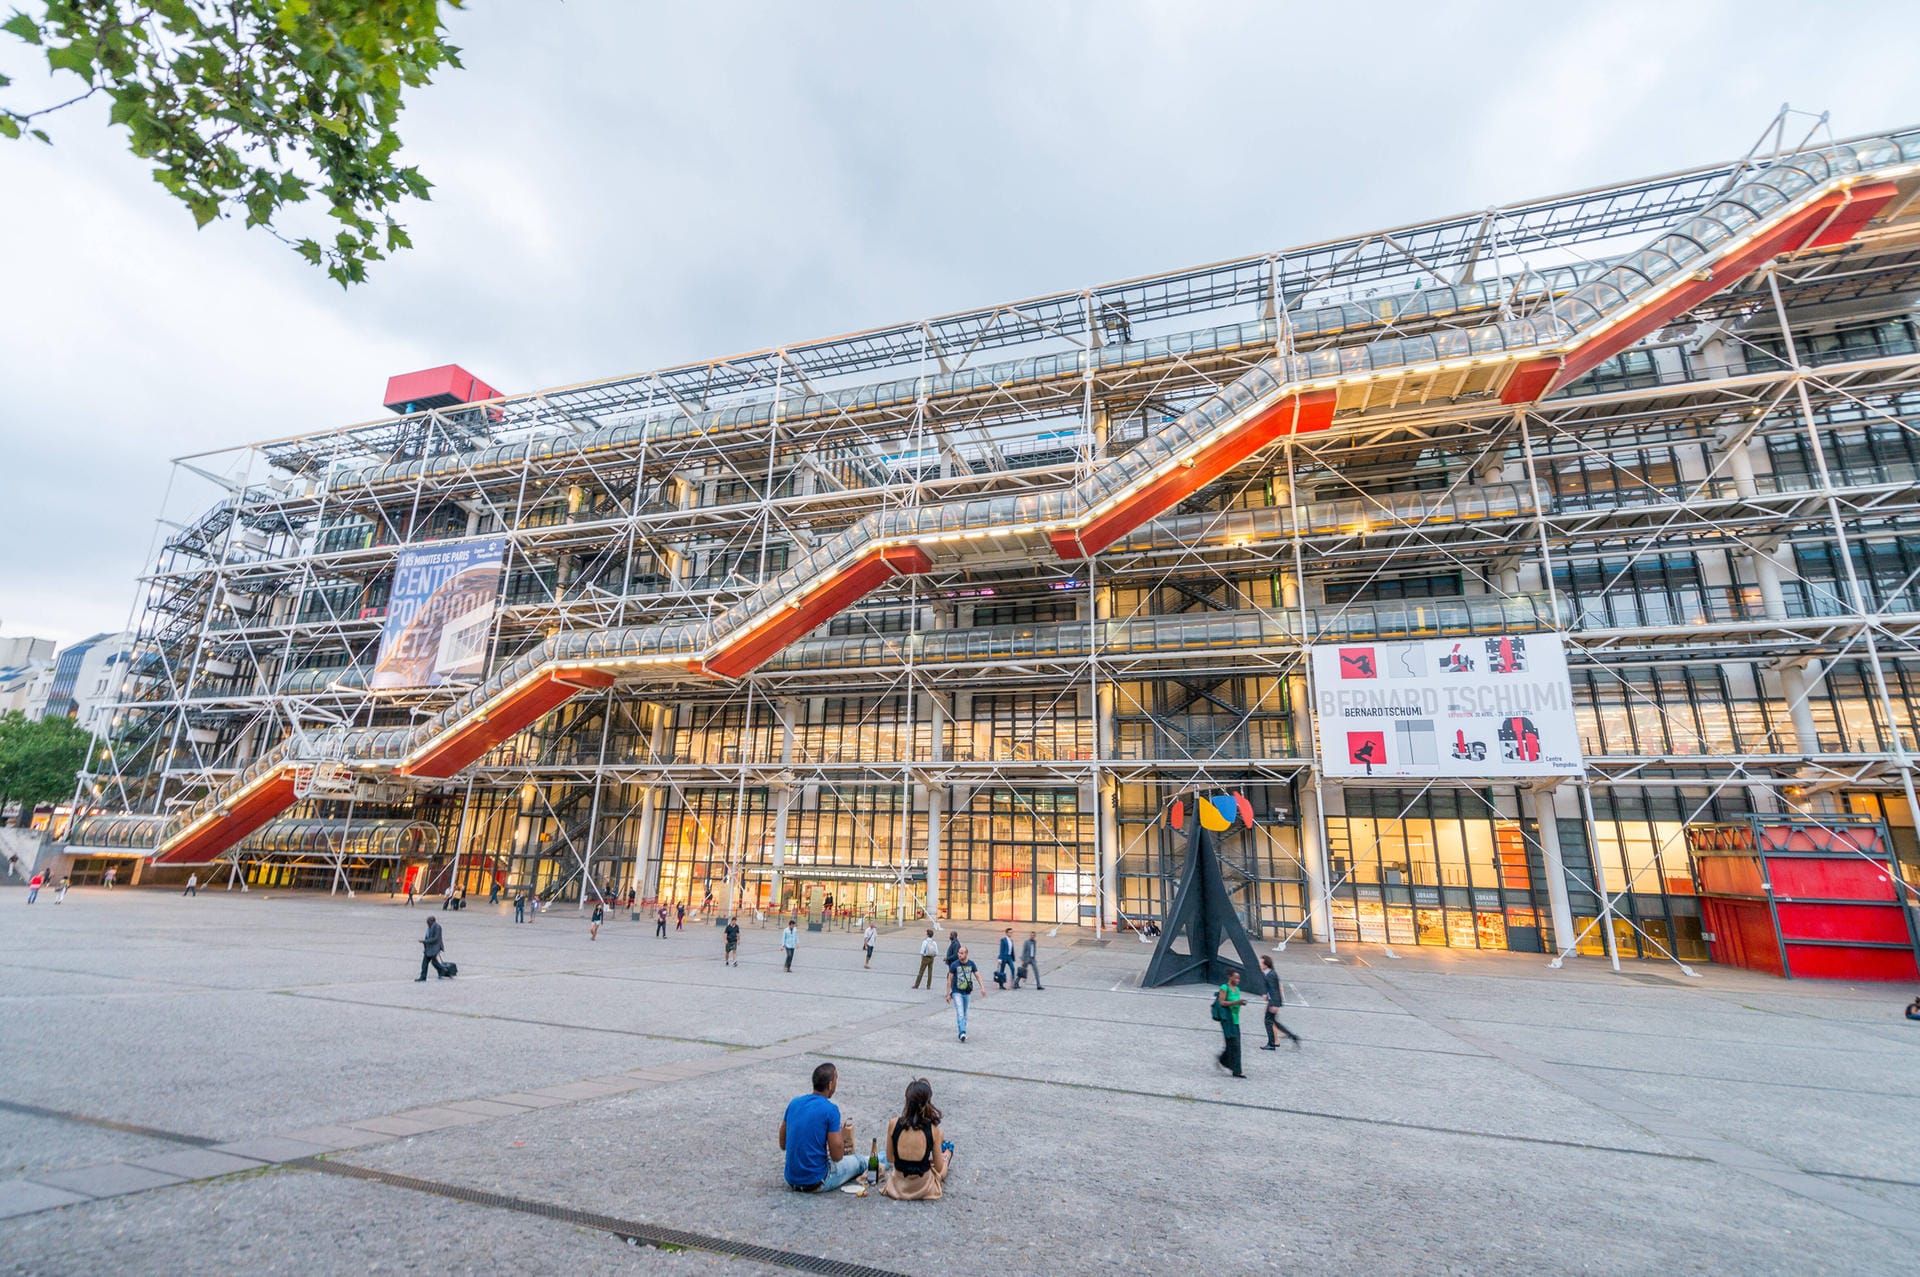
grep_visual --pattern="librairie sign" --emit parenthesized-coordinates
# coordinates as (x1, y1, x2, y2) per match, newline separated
(1311, 633, 1584, 779)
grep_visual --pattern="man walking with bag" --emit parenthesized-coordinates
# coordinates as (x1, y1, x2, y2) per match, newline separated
(417, 914, 454, 981)
(1016, 931, 1044, 989)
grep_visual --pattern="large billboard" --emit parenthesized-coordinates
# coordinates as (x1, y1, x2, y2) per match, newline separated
(369, 536, 506, 689)
(1311, 633, 1584, 779)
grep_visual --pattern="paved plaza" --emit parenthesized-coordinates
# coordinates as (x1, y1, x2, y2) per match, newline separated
(1, 887, 1917, 1275)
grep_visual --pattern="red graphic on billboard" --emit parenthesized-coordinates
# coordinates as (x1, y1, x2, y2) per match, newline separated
(1498, 716, 1541, 762)
(1338, 647, 1378, 679)
(1486, 636, 1527, 674)
(1347, 730, 1386, 774)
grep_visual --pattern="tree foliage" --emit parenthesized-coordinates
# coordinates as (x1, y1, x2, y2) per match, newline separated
(1, 1, 464, 285)
(0, 711, 92, 823)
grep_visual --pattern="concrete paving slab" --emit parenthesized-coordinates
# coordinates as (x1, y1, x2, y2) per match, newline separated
(490, 1091, 569, 1109)
(391, 1105, 495, 1128)
(443, 1099, 532, 1118)
(0, 1178, 91, 1219)
(29, 1162, 185, 1199)
(126, 1149, 265, 1180)
(345, 1114, 438, 1137)
(210, 1136, 331, 1164)
(280, 1125, 391, 1151)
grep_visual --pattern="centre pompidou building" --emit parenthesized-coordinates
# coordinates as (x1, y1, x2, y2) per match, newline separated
(64, 118, 1920, 969)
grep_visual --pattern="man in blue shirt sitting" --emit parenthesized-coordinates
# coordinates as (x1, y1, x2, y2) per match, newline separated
(779, 1062, 864, 1192)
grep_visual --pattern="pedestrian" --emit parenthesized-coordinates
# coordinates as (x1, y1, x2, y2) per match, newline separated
(782, 918, 798, 972)
(1259, 955, 1301, 1050)
(1017, 931, 1044, 990)
(26, 871, 42, 904)
(701, 887, 714, 916)
(513, 891, 526, 923)
(944, 930, 960, 973)
(862, 918, 877, 969)
(183, 872, 198, 898)
(913, 928, 937, 989)
(879, 1077, 953, 1201)
(5, 853, 17, 880)
(417, 914, 453, 981)
(406, 877, 416, 906)
(489, 880, 500, 905)
(995, 928, 1017, 988)
(724, 916, 741, 966)
(54, 874, 70, 904)
(103, 865, 117, 890)
(590, 900, 604, 941)
(947, 945, 982, 1042)
(1213, 969, 1247, 1078)
(779, 1062, 864, 1194)
(676, 902, 686, 931)
(656, 904, 669, 938)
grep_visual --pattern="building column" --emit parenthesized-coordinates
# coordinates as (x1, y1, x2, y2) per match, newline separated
(1298, 782, 1331, 944)
(634, 704, 674, 899)
(1720, 423, 1760, 497)
(1776, 659, 1823, 754)
(767, 699, 797, 913)
(1093, 584, 1120, 930)
(1529, 782, 1577, 962)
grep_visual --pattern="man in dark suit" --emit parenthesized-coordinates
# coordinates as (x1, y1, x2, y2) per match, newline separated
(417, 915, 452, 981)
(1017, 931, 1045, 989)
(996, 928, 1017, 988)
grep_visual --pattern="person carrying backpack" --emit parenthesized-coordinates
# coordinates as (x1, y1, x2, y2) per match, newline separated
(1212, 969, 1246, 1078)
(947, 945, 984, 1042)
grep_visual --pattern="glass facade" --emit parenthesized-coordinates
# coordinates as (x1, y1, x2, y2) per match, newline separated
(79, 127, 1920, 972)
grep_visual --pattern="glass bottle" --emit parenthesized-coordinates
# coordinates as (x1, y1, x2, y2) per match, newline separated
(868, 1137, 880, 1185)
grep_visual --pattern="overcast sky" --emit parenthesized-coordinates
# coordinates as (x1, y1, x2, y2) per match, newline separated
(1, 0, 1915, 648)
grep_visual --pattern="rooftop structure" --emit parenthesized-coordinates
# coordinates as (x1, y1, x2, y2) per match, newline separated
(60, 114, 1920, 966)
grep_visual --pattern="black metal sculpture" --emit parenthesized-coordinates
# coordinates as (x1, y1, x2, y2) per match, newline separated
(1142, 812, 1266, 988)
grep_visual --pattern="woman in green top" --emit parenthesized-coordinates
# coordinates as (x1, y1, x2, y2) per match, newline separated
(1214, 969, 1247, 1078)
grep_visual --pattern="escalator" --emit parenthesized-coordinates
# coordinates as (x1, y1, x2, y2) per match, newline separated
(126, 136, 1919, 865)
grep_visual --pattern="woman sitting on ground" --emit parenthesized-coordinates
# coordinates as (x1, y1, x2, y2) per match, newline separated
(880, 1078, 951, 1201)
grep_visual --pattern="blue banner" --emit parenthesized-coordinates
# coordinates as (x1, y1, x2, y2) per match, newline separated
(370, 536, 506, 689)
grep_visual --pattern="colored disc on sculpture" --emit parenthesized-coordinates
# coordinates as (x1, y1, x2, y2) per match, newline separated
(1201, 797, 1233, 831)
(1234, 792, 1256, 828)
(1170, 799, 1185, 829)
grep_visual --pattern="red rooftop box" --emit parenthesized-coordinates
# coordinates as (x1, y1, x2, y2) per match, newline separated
(383, 365, 501, 413)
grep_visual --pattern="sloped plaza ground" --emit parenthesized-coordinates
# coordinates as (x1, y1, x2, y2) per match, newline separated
(2, 886, 1917, 1275)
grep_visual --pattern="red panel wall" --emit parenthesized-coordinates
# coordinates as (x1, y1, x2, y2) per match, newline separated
(1702, 897, 1784, 978)
(1769, 856, 1901, 902)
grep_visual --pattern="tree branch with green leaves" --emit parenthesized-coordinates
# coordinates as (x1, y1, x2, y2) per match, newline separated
(1, 1, 465, 285)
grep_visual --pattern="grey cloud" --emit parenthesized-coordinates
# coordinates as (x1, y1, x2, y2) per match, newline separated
(2, 0, 1915, 644)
